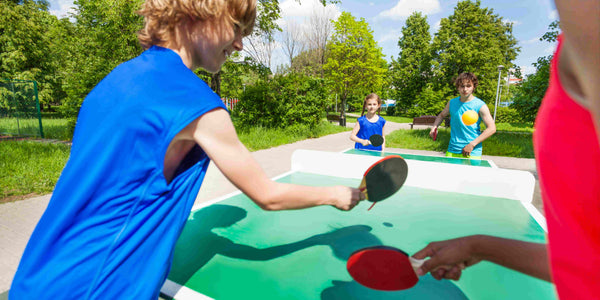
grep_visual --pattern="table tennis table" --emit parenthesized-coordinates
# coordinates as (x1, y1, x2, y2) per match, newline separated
(161, 149, 555, 299)
(343, 148, 496, 168)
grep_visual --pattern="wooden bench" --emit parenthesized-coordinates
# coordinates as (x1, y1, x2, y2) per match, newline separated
(409, 115, 450, 129)
(326, 114, 342, 123)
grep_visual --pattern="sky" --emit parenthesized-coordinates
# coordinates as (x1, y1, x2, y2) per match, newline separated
(47, 0, 560, 76)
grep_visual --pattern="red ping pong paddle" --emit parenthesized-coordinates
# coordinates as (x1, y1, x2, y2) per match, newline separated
(358, 155, 408, 211)
(368, 134, 384, 147)
(347, 246, 425, 291)
(433, 127, 438, 141)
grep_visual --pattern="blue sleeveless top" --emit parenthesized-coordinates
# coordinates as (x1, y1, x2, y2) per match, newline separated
(10, 46, 226, 299)
(354, 115, 386, 151)
(447, 96, 485, 156)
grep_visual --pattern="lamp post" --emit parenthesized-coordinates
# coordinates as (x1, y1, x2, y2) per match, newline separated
(493, 65, 504, 121)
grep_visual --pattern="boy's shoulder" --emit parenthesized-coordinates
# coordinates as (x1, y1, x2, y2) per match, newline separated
(473, 97, 485, 104)
(450, 96, 461, 103)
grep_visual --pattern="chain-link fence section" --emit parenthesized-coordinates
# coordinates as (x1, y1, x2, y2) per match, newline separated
(0, 79, 44, 138)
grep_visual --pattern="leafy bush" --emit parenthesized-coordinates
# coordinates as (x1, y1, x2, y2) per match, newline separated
(510, 56, 551, 122)
(488, 105, 523, 123)
(386, 105, 396, 116)
(235, 73, 327, 129)
(407, 84, 452, 117)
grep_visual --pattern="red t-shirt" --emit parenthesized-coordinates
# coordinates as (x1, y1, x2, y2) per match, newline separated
(533, 37, 600, 298)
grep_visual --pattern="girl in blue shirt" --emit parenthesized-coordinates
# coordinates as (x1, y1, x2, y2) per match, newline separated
(350, 93, 386, 151)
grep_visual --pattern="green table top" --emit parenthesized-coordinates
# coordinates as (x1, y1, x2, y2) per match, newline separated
(165, 172, 554, 299)
(344, 149, 493, 167)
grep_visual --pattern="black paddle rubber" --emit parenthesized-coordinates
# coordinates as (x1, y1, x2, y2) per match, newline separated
(369, 134, 384, 147)
(364, 155, 408, 202)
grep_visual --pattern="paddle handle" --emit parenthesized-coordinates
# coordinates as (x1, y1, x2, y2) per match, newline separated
(409, 257, 425, 274)
(409, 257, 466, 276)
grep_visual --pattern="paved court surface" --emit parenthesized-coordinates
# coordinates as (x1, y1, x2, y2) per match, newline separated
(0, 122, 540, 295)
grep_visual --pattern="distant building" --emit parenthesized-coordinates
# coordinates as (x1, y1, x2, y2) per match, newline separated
(508, 78, 522, 85)
(381, 99, 396, 110)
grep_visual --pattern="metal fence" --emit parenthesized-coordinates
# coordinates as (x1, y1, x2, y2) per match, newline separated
(0, 79, 44, 138)
(222, 98, 239, 111)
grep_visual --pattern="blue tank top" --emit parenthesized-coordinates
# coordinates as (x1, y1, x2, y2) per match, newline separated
(10, 46, 226, 299)
(354, 115, 386, 151)
(447, 96, 485, 156)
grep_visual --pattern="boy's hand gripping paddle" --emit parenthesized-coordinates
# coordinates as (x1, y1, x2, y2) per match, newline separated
(368, 134, 384, 147)
(347, 246, 425, 291)
(358, 155, 408, 210)
(432, 127, 438, 141)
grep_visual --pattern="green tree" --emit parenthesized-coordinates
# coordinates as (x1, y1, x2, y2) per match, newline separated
(410, 84, 453, 117)
(60, 0, 143, 119)
(0, 0, 59, 109)
(511, 21, 559, 122)
(44, 17, 77, 109)
(235, 73, 327, 128)
(430, 0, 519, 107)
(390, 12, 432, 114)
(324, 12, 387, 124)
(289, 48, 325, 77)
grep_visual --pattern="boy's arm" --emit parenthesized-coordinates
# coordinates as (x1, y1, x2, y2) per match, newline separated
(186, 108, 363, 211)
(462, 105, 496, 155)
(413, 235, 551, 282)
(430, 101, 450, 138)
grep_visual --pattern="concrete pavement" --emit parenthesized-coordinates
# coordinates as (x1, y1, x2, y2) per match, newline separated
(0, 122, 540, 294)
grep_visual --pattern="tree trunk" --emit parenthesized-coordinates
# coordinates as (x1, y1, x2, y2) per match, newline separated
(210, 71, 221, 97)
(339, 97, 346, 127)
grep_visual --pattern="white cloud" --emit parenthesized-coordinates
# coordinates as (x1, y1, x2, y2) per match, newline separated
(377, 0, 441, 20)
(378, 29, 402, 44)
(432, 19, 441, 32)
(520, 65, 537, 76)
(520, 37, 540, 45)
(272, 0, 341, 70)
(280, 0, 340, 19)
(504, 19, 521, 26)
(278, 0, 341, 30)
(48, 0, 76, 18)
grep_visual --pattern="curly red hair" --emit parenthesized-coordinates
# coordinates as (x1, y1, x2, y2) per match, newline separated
(137, 0, 256, 49)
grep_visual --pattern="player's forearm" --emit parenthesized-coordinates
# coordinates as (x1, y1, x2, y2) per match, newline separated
(471, 235, 551, 282)
(469, 124, 496, 146)
(432, 114, 444, 128)
(252, 182, 338, 211)
(350, 135, 367, 144)
(218, 154, 338, 210)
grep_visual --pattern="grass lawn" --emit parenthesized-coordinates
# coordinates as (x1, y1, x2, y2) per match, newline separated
(236, 120, 350, 151)
(0, 113, 533, 203)
(344, 113, 412, 124)
(380, 113, 413, 123)
(0, 140, 70, 203)
(1, 116, 71, 141)
(386, 126, 534, 158)
(0, 120, 351, 202)
(493, 122, 534, 133)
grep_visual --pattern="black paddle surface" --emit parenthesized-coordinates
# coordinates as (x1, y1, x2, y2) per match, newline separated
(369, 134, 384, 147)
(359, 155, 408, 210)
